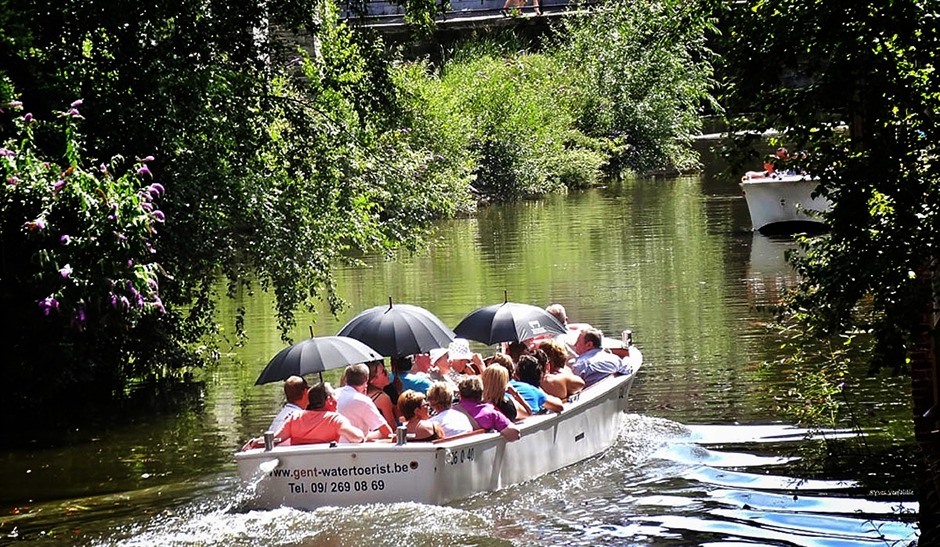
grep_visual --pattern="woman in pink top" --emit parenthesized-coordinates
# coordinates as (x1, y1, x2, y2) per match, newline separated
(273, 383, 364, 445)
(456, 376, 520, 441)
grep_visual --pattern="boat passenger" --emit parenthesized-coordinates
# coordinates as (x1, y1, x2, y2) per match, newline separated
(244, 383, 364, 448)
(336, 364, 394, 442)
(504, 341, 529, 364)
(572, 328, 634, 388)
(267, 375, 308, 434)
(398, 390, 445, 442)
(512, 354, 564, 413)
(537, 339, 585, 400)
(366, 360, 398, 430)
(455, 376, 521, 441)
(390, 355, 433, 399)
(427, 381, 473, 437)
(445, 338, 485, 376)
(542, 303, 589, 356)
(482, 363, 531, 421)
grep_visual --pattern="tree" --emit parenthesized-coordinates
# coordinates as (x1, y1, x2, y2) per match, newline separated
(715, 0, 940, 538)
(0, 0, 471, 419)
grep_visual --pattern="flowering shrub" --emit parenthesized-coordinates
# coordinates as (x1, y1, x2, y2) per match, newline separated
(1, 100, 167, 390)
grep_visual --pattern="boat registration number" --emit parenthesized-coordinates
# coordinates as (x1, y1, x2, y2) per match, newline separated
(445, 447, 475, 465)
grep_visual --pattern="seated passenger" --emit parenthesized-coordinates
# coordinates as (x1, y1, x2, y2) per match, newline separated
(537, 339, 585, 400)
(572, 328, 634, 387)
(398, 390, 445, 442)
(427, 381, 473, 437)
(390, 355, 433, 398)
(482, 362, 531, 421)
(455, 376, 521, 441)
(267, 375, 308, 434)
(440, 338, 485, 376)
(512, 353, 564, 413)
(545, 303, 590, 356)
(336, 363, 394, 442)
(245, 383, 364, 448)
(366, 360, 398, 430)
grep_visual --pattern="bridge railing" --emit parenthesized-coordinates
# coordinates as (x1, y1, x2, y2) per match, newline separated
(339, 0, 599, 25)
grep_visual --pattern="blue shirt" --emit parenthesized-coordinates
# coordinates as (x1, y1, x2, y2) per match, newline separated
(394, 371, 433, 394)
(509, 380, 547, 413)
(573, 348, 632, 387)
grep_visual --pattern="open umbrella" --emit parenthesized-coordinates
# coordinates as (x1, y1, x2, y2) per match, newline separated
(454, 293, 566, 345)
(255, 335, 382, 385)
(337, 297, 455, 357)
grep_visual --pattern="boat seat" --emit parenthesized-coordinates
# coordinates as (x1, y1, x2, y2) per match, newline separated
(432, 428, 486, 444)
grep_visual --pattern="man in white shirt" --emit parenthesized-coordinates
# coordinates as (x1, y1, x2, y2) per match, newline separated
(268, 376, 308, 434)
(336, 364, 394, 442)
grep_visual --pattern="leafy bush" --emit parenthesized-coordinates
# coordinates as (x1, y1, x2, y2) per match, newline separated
(556, 0, 716, 173)
(396, 47, 604, 201)
(1, 101, 176, 404)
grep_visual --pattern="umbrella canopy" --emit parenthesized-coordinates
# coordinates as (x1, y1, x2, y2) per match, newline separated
(255, 335, 382, 385)
(337, 298, 456, 357)
(454, 300, 567, 345)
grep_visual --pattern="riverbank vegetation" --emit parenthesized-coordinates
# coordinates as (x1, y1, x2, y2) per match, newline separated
(0, 0, 712, 417)
(714, 0, 940, 537)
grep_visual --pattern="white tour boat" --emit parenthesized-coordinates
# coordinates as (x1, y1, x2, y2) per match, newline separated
(740, 171, 830, 232)
(236, 346, 642, 509)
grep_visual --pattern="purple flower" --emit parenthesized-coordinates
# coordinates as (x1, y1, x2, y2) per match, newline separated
(71, 306, 87, 332)
(137, 164, 152, 177)
(127, 259, 134, 268)
(141, 155, 155, 163)
(141, 202, 153, 212)
(152, 210, 165, 222)
(23, 113, 33, 124)
(152, 295, 166, 314)
(7, 176, 19, 186)
(0, 148, 14, 159)
(120, 296, 130, 309)
(60, 234, 71, 244)
(100, 163, 108, 172)
(25, 219, 45, 231)
(5, 101, 23, 108)
(39, 296, 59, 315)
(59, 264, 73, 279)
(52, 180, 66, 192)
(67, 108, 82, 118)
(71, 99, 84, 108)
(110, 294, 120, 309)
(149, 183, 165, 198)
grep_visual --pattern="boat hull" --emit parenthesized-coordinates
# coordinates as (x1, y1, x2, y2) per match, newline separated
(236, 353, 641, 509)
(740, 174, 830, 232)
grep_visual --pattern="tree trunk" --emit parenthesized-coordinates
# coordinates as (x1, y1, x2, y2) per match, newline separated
(912, 261, 940, 544)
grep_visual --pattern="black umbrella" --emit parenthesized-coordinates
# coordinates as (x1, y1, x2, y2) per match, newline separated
(337, 297, 456, 357)
(454, 293, 566, 345)
(255, 335, 382, 385)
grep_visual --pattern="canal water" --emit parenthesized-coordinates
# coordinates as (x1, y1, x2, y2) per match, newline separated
(0, 160, 920, 545)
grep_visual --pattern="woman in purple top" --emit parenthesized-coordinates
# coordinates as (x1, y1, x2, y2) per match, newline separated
(456, 376, 521, 441)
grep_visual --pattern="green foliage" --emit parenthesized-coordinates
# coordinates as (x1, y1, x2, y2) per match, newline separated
(717, 0, 940, 373)
(0, 0, 472, 411)
(1, 102, 176, 404)
(556, 0, 717, 173)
